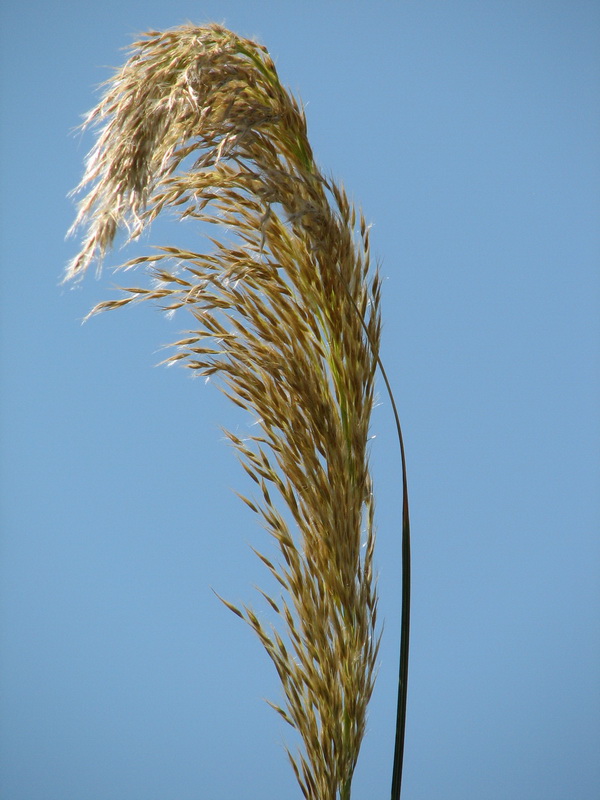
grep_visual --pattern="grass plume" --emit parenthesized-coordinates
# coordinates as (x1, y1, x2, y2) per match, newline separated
(66, 24, 387, 800)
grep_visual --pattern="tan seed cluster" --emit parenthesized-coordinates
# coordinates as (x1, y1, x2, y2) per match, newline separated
(67, 24, 382, 800)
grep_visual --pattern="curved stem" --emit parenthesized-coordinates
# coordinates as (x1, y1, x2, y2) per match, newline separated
(339, 289, 411, 800)
(377, 355, 410, 800)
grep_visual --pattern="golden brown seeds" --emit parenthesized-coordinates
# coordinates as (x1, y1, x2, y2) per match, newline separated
(67, 23, 381, 800)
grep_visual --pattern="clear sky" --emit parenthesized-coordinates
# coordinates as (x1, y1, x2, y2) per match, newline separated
(1, 2, 599, 799)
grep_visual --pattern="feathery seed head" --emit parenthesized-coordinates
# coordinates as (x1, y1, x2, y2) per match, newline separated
(67, 24, 381, 800)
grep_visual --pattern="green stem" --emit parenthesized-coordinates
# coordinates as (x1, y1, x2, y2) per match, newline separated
(338, 288, 411, 800)
(378, 356, 410, 800)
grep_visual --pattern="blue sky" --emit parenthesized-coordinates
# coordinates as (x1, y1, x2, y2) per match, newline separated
(1, 2, 599, 799)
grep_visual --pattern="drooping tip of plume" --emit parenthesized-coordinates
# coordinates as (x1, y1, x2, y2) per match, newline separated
(64, 23, 310, 284)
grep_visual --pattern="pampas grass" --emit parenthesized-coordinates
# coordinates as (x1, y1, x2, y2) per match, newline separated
(66, 24, 408, 800)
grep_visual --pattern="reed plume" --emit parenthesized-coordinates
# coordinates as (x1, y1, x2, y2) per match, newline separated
(66, 24, 386, 800)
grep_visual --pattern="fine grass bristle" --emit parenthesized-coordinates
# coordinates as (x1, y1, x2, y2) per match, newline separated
(66, 23, 383, 800)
